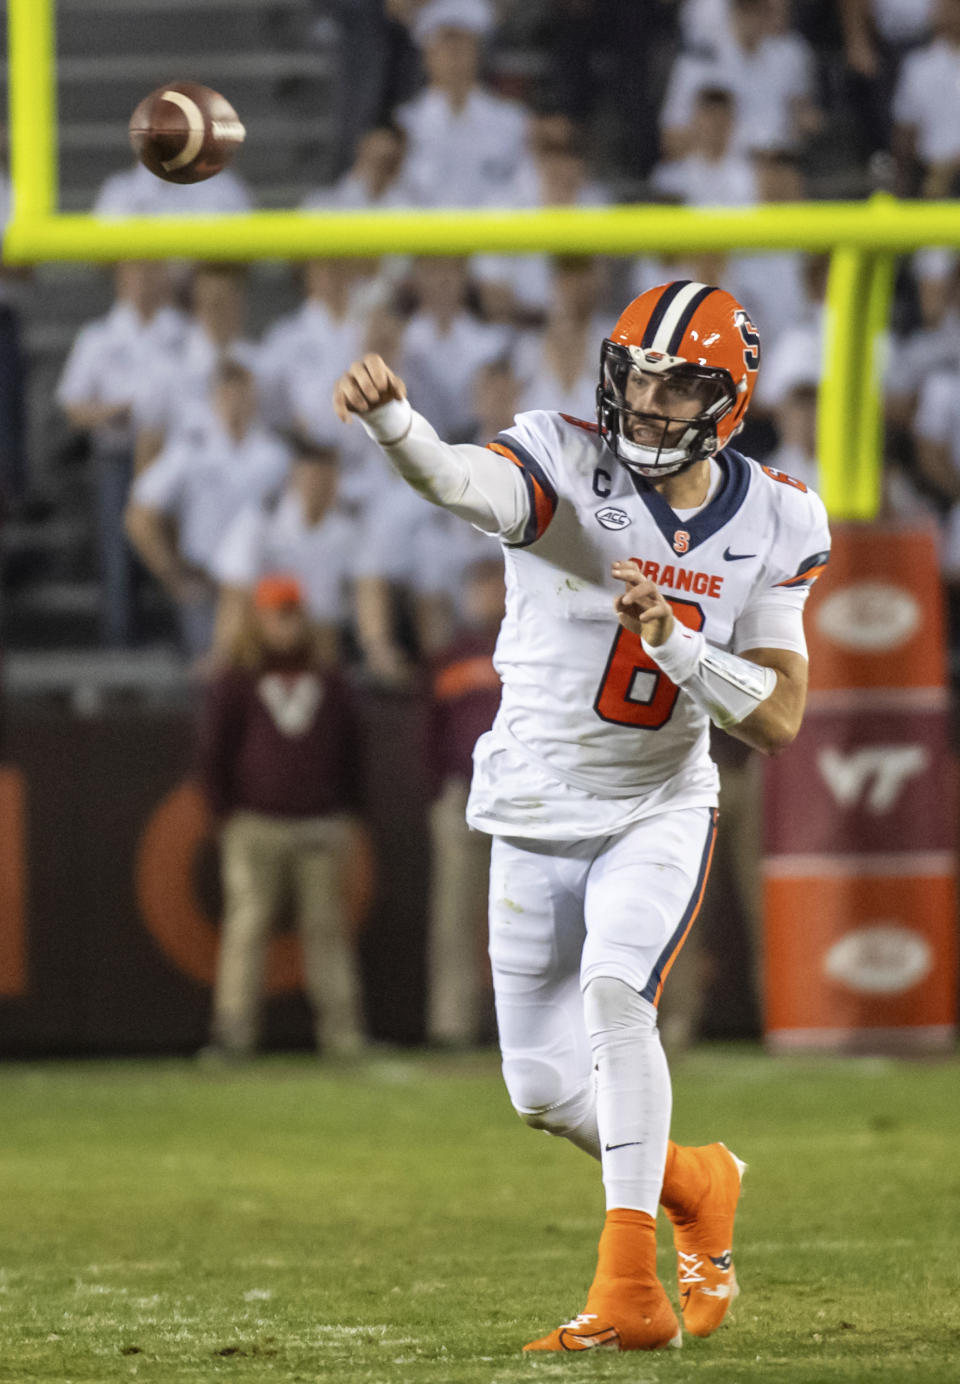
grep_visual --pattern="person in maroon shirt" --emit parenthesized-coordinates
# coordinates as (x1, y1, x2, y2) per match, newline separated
(425, 556, 505, 1045)
(198, 574, 365, 1059)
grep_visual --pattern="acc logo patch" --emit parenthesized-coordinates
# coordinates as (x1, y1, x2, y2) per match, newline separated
(596, 506, 631, 530)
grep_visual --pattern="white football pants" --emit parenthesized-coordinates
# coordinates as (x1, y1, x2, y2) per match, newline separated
(488, 806, 717, 1215)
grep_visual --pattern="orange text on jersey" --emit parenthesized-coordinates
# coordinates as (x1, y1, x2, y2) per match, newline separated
(635, 559, 724, 598)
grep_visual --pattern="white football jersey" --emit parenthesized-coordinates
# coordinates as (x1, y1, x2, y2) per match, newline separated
(467, 409, 830, 840)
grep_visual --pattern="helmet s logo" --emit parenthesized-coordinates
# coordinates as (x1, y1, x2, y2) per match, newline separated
(735, 310, 760, 372)
(673, 529, 690, 554)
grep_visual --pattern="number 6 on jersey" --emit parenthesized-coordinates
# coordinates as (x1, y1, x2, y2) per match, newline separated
(594, 597, 705, 729)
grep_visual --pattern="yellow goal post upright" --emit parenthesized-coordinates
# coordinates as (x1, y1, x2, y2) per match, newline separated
(6, 0, 960, 522)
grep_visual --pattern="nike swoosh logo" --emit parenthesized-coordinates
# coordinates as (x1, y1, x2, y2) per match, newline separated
(604, 1141, 642, 1151)
(559, 1326, 620, 1351)
(723, 547, 756, 561)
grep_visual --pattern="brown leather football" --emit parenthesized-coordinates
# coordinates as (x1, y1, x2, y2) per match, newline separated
(128, 82, 245, 185)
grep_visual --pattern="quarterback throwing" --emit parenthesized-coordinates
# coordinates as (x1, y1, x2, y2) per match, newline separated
(334, 280, 829, 1352)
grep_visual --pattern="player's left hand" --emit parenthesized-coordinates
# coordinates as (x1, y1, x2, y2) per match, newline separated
(612, 560, 675, 646)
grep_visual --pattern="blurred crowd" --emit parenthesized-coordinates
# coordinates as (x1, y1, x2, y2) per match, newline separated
(0, 0, 949, 669)
(4, 0, 960, 1051)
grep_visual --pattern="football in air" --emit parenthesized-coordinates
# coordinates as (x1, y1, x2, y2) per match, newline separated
(128, 82, 245, 184)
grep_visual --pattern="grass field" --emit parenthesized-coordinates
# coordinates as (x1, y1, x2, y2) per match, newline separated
(0, 1047, 957, 1384)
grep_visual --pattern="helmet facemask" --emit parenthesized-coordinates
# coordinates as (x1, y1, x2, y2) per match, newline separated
(596, 341, 738, 479)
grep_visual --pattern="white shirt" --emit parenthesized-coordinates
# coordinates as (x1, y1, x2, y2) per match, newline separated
(893, 38, 960, 162)
(93, 161, 253, 216)
(755, 307, 824, 408)
(650, 151, 758, 206)
(513, 322, 606, 421)
(354, 476, 438, 583)
(887, 315, 960, 400)
(871, 0, 934, 44)
(300, 169, 415, 211)
(355, 475, 500, 616)
(412, 505, 502, 611)
(661, 33, 815, 154)
(56, 301, 187, 450)
(213, 489, 359, 623)
(679, 0, 732, 49)
(132, 323, 261, 439)
(471, 168, 607, 313)
(401, 312, 513, 440)
(394, 86, 529, 207)
(261, 300, 368, 434)
(727, 252, 807, 356)
(913, 366, 960, 452)
(132, 418, 290, 573)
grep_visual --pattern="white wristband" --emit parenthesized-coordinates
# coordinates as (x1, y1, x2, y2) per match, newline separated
(643, 621, 777, 729)
(359, 396, 413, 446)
(641, 619, 704, 684)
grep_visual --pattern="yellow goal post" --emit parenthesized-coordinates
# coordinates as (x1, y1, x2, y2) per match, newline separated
(6, 0, 960, 521)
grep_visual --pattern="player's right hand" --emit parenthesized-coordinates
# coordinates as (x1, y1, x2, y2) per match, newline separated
(333, 353, 407, 424)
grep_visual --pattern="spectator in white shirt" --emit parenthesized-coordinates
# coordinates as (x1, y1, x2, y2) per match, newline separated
(56, 261, 186, 645)
(755, 254, 829, 410)
(126, 359, 290, 658)
(212, 437, 357, 668)
(133, 262, 259, 474)
(352, 354, 512, 677)
(765, 378, 820, 491)
(93, 159, 253, 217)
(400, 256, 512, 441)
(911, 361, 960, 586)
(473, 115, 609, 324)
(660, 0, 822, 160)
(650, 86, 759, 206)
(514, 257, 611, 420)
(301, 124, 413, 211)
(259, 258, 377, 433)
(892, 0, 960, 195)
(394, 0, 530, 206)
(681, 0, 733, 48)
(911, 364, 960, 507)
(261, 258, 393, 520)
(887, 250, 960, 429)
(726, 149, 808, 356)
(403, 360, 512, 652)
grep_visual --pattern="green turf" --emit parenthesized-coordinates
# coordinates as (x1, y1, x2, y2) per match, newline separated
(0, 1047, 957, 1383)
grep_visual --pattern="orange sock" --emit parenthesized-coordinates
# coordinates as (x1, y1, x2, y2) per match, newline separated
(586, 1208, 659, 1308)
(660, 1141, 709, 1220)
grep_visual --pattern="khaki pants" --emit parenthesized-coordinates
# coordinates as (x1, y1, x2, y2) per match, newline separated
(427, 778, 492, 1044)
(212, 811, 364, 1055)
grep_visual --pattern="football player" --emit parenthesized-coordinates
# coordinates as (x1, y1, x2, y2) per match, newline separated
(333, 280, 830, 1352)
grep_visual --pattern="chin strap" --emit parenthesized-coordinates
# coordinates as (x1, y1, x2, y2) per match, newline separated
(641, 620, 776, 729)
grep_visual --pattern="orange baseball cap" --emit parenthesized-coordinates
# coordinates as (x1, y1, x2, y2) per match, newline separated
(253, 574, 303, 610)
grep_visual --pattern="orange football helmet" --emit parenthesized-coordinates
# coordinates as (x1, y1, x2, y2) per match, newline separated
(596, 281, 761, 478)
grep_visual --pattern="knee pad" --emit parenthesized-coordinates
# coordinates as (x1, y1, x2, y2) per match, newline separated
(583, 975, 658, 1043)
(503, 1055, 594, 1137)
